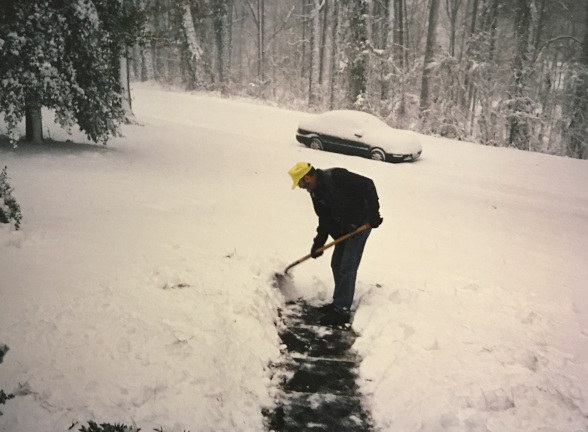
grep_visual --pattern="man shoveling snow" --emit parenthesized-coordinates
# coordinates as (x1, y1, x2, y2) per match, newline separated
(288, 162, 383, 326)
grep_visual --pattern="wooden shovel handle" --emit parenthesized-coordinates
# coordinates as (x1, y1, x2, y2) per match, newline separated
(284, 223, 370, 274)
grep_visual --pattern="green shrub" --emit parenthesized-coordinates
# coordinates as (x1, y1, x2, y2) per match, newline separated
(0, 166, 22, 230)
(0, 389, 14, 406)
(78, 421, 140, 432)
(0, 344, 13, 415)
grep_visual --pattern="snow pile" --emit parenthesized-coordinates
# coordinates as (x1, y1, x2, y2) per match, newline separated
(1, 83, 587, 431)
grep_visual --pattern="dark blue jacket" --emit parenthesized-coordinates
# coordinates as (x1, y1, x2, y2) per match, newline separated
(311, 168, 380, 245)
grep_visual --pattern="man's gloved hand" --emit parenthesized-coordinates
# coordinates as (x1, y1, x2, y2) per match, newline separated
(310, 241, 324, 258)
(369, 213, 383, 229)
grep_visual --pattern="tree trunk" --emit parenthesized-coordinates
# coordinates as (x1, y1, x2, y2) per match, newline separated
(130, 43, 141, 80)
(319, 0, 329, 86)
(120, 51, 133, 117)
(461, 0, 478, 114)
(507, 0, 532, 150)
(257, 0, 265, 86)
(214, 0, 232, 94)
(566, 0, 588, 159)
(301, 0, 308, 82)
(446, 0, 462, 57)
(141, 42, 155, 81)
(345, 1, 368, 109)
(180, 0, 203, 89)
(309, 0, 321, 107)
(531, 0, 547, 63)
(329, 0, 339, 109)
(236, 2, 244, 83)
(380, 0, 392, 103)
(25, 104, 43, 144)
(136, 0, 155, 81)
(393, 0, 405, 70)
(154, 0, 168, 81)
(474, 0, 499, 143)
(420, 0, 441, 117)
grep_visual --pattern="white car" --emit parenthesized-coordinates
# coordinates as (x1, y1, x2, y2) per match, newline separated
(296, 110, 422, 162)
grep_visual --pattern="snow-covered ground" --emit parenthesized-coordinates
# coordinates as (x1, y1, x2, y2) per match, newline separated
(1, 83, 587, 432)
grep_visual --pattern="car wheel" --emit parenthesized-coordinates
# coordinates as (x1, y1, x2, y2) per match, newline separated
(309, 137, 323, 151)
(370, 148, 386, 161)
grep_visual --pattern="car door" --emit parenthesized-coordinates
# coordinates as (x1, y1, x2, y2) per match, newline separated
(316, 116, 354, 153)
(328, 116, 367, 156)
(345, 128, 371, 156)
(334, 115, 371, 156)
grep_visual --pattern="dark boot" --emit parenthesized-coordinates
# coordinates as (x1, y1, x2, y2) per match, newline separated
(317, 303, 335, 314)
(319, 308, 350, 326)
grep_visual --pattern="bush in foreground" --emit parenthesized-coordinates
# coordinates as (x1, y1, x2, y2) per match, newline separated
(77, 421, 139, 432)
(0, 166, 22, 230)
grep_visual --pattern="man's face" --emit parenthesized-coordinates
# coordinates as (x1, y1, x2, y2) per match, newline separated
(298, 175, 316, 191)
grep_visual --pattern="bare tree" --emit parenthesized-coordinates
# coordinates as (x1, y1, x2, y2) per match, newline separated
(420, 0, 441, 122)
(179, 0, 204, 89)
(308, 0, 322, 106)
(469, 0, 499, 143)
(393, 0, 406, 69)
(445, 0, 463, 57)
(319, 0, 329, 85)
(213, 0, 233, 94)
(135, 0, 155, 81)
(154, 0, 170, 80)
(377, 0, 392, 105)
(507, 0, 532, 150)
(565, 0, 588, 158)
(345, 0, 369, 109)
(242, 0, 267, 94)
(329, 0, 339, 109)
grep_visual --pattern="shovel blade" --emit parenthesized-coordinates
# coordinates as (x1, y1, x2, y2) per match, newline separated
(272, 271, 293, 290)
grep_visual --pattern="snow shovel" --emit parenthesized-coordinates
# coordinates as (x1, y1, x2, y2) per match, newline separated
(274, 223, 370, 287)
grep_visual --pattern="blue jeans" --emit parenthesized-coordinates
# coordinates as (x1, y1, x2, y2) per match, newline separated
(331, 227, 371, 312)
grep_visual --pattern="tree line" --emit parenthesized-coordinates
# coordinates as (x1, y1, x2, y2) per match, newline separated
(130, 0, 588, 159)
(1, 0, 587, 159)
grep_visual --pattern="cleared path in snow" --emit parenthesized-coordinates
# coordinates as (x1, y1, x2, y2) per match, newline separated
(264, 299, 374, 431)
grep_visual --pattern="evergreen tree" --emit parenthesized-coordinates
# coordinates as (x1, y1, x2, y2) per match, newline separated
(0, 0, 142, 145)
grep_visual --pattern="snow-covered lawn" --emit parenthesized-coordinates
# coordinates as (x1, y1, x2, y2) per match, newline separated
(1, 83, 587, 431)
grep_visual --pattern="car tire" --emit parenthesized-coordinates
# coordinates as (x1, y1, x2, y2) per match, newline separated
(370, 148, 386, 161)
(309, 137, 323, 151)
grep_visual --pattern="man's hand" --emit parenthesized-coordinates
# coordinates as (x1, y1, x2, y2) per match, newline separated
(310, 242, 324, 258)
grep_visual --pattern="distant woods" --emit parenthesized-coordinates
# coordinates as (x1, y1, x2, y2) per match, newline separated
(1, 0, 587, 158)
(129, 0, 588, 159)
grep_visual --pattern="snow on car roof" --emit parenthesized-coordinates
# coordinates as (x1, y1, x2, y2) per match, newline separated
(299, 109, 388, 134)
(319, 109, 387, 125)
